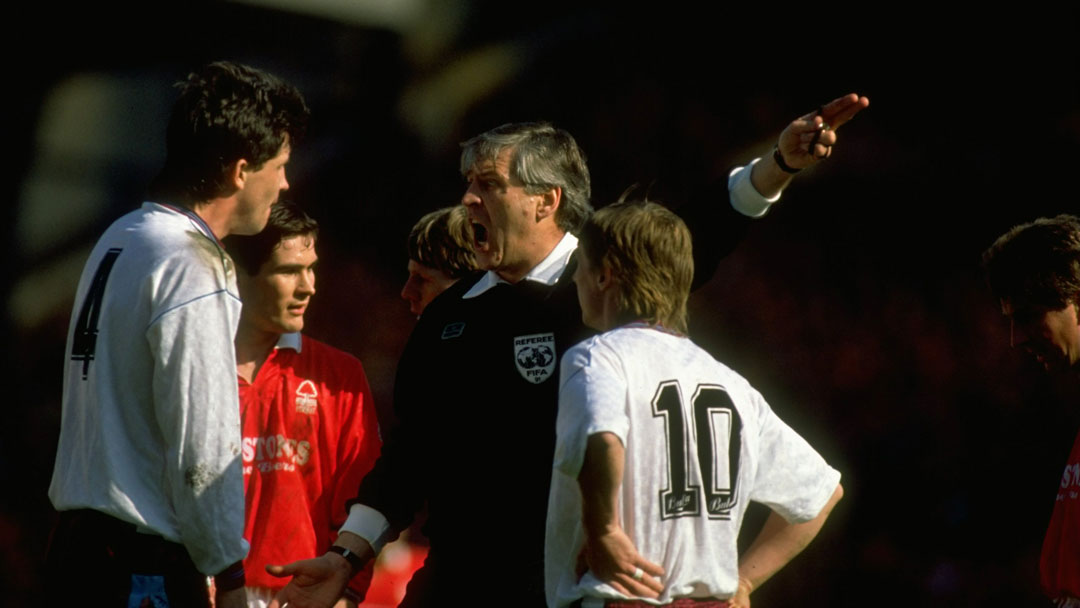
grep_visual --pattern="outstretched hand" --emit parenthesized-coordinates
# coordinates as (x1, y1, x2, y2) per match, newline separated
(584, 525, 665, 599)
(265, 553, 352, 608)
(776, 93, 869, 170)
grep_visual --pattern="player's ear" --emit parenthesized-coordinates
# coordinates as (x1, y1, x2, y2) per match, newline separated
(596, 263, 614, 291)
(535, 187, 561, 222)
(230, 159, 249, 191)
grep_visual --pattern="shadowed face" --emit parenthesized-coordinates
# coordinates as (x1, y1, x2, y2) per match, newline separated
(1001, 299, 1080, 373)
(574, 252, 608, 331)
(401, 259, 457, 317)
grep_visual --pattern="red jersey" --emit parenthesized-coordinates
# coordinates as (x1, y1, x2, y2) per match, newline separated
(239, 334, 381, 598)
(1041, 427, 1080, 603)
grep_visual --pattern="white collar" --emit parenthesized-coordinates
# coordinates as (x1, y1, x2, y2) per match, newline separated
(274, 332, 302, 352)
(462, 232, 578, 299)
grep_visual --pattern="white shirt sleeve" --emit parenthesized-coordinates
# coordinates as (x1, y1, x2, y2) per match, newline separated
(728, 158, 781, 218)
(554, 343, 629, 478)
(340, 504, 394, 553)
(745, 390, 840, 523)
(148, 290, 248, 575)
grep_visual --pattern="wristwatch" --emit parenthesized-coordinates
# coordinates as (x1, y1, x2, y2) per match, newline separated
(328, 545, 365, 573)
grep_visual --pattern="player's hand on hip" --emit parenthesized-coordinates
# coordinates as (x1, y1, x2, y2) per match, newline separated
(585, 525, 665, 598)
(775, 93, 869, 170)
(265, 553, 351, 608)
(729, 576, 752, 608)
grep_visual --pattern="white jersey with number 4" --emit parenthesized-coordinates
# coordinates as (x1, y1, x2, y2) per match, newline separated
(49, 202, 248, 576)
(545, 324, 840, 607)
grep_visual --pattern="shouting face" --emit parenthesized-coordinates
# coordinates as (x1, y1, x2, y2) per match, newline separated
(461, 148, 551, 282)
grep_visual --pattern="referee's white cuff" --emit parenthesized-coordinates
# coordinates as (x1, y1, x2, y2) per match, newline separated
(340, 504, 393, 554)
(728, 158, 780, 218)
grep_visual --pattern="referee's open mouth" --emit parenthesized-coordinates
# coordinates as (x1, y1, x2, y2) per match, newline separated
(472, 222, 489, 254)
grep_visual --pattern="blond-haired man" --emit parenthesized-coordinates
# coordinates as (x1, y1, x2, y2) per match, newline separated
(547, 201, 843, 607)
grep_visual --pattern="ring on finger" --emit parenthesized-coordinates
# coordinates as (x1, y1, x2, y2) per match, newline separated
(632, 567, 644, 581)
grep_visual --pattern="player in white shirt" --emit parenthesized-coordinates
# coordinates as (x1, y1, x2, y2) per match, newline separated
(547, 201, 843, 607)
(47, 61, 308, 608)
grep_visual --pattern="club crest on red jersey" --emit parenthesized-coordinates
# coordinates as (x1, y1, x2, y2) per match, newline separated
(295, 380, 318, 414)
(514, 333, 556, 384)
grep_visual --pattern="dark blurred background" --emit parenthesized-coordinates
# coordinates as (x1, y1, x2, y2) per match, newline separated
(6, 3, 1080, 606)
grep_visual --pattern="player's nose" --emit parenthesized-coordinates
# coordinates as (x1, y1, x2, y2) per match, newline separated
(401, 276, 418, 303)
(297, 269, 315, 296)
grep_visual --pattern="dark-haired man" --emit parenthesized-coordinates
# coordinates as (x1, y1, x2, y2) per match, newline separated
(225, 202, 381, 608)
(269, 94, 867, 608)
(984, 214, 1080, 607)
(547, 200, 842, 607)
(47, 61, 308, 608)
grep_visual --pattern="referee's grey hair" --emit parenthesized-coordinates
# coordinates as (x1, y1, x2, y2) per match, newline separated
(460, 122, 593, 233)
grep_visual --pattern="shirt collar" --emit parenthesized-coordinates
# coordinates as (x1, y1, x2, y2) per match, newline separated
(149, 201, 223, 247)
(462, 232, 578, 299)
(274, 332, 302, 352)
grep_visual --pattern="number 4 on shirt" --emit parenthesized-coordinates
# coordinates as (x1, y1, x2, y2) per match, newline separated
(652, 381, 742, 520)
(71, 248, 122, 379)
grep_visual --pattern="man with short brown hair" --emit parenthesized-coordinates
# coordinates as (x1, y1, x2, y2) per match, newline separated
(984, 214, 1080, 606)
(47, 61, 309, 608)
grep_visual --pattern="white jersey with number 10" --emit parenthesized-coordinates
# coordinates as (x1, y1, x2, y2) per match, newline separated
(545, 324, 840, 607)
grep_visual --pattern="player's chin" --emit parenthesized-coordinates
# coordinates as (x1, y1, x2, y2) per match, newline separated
(278, 316, 305, 334)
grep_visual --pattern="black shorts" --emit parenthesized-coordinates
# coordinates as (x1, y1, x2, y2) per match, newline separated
(45, 509, 210, 608)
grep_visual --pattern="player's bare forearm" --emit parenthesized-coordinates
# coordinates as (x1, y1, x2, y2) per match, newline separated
(750, 93, 870, 199)
(579, 433, 623, 537)
(737, 483, 843, 593)
(266, 532, 374, 608)
(579, 433, 664, 598)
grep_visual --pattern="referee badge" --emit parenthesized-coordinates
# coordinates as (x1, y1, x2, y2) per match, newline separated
(513, 333, 556, 384)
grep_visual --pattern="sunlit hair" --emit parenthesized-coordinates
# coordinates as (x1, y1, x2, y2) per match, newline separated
(579, 200, 693, 334)
(407, 206, 477, 279)
(460, 122, 592, 233)
(224, 201, 318, 276)
(150, 61, 309, 204)
(983, 214, 1080, 311)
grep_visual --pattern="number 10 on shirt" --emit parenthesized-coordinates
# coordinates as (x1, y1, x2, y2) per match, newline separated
(651, 381, 742, 520)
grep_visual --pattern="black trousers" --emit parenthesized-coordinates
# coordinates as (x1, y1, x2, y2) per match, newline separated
(45, 509, 210, 608)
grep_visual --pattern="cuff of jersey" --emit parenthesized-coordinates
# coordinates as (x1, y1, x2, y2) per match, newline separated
(728, 158, 780, 218)
(340, 504, 393, 554)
